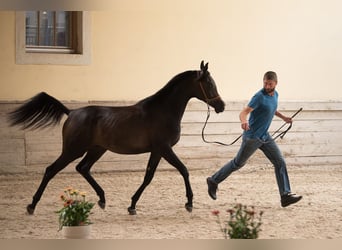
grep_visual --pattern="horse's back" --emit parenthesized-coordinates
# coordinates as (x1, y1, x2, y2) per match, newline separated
(62, 105, 153, 154)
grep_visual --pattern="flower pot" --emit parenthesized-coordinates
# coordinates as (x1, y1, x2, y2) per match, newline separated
(62, 225, 91, 239)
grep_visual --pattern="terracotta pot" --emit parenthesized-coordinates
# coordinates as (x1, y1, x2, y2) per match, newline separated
(62, 225, 91, 239)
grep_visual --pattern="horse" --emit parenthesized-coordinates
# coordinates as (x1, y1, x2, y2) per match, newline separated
(8, 61, 225, 215)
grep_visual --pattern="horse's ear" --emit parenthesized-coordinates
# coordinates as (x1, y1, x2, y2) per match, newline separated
(200, 60, 205, 70)
(200, 61, 208, 72)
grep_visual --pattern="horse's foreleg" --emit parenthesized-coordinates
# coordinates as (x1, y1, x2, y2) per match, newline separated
(27, 154, 74, 215)
(75, 147, 107, 209)
(161, 147, 193, 213)
(128, 152, 161, 215)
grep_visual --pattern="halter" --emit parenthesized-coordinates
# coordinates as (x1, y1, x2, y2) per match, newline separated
(198, 80, 222, 104)
(196, 70, 221, 104)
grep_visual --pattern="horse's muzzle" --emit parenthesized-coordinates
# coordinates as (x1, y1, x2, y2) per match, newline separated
(210, 98, 225, 113)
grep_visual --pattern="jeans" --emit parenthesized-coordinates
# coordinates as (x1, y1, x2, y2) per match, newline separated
(211, 133, 291, 196)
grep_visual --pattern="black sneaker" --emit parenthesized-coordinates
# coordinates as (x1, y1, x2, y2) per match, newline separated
(281, 193, 302, 207)
(206, 177, 218, 200)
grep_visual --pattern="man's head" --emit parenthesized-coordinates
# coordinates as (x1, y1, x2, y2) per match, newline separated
(263, 71, 277, 95)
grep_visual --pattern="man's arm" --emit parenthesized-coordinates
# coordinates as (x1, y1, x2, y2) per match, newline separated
(275, 111, 292, 123)
(239, 106, 254, 131)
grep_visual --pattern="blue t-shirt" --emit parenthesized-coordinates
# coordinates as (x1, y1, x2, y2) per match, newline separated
(244, 89, 278, 140)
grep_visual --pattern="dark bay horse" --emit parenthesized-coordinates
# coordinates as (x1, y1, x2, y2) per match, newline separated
(8, 61, 225, 215)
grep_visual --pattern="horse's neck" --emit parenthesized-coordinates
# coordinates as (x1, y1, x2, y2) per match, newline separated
(140, 84, 191, 121)
(163, 94, 190, 118)
(139, 71, 196, 120)
(146, 91, 190, 118)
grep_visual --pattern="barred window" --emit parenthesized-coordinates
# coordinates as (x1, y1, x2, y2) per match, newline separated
(16, 11, 91, 65)
(26, 11, 74, 53)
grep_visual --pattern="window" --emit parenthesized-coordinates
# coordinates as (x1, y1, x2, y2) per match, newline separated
(16, 11, 91, 65)
(26, 11, 73, 53)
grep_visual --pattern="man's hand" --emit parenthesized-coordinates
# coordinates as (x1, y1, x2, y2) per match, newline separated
(241, 122, 250, 131)
(275, 111, 293, 124)
(283, 116, 293, 124)
(239, 106, 253, 131)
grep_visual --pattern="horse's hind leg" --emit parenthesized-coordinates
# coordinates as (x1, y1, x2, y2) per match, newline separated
(128, 152, 161, 215)
(75, 146, 107, 209)
(27, 153, 79, 215)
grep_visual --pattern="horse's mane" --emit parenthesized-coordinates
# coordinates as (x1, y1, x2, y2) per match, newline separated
(138, 70, 197, 105)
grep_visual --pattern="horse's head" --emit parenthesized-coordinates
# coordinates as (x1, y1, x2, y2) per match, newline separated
(195, 61, 225, 113)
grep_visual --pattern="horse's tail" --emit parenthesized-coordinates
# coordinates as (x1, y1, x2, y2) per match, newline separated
(8, 92, 70, 130)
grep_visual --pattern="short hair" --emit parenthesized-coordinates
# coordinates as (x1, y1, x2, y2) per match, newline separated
(263, 71, 278, 82)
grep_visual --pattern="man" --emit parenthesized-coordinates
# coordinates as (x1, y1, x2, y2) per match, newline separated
(206, 71, 302, 207)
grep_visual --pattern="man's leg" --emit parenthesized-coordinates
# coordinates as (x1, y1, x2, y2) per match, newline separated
(260, 136, 302, 207)
(207, 137, 261, 200)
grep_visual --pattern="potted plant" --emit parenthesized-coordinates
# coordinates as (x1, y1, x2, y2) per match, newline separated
(56, 187, 95, 239)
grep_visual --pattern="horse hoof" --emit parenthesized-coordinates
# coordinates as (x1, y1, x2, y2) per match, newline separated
(127, 207, 137, 215)
(26, 204, 35, 215)
(98, 200, 106, 210)
(185, 203, 193, 213)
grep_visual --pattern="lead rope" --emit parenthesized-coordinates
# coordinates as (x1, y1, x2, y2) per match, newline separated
(201, 106, 303, 146)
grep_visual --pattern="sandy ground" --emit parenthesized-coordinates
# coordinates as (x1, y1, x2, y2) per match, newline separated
(0, 164, 341, 239)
